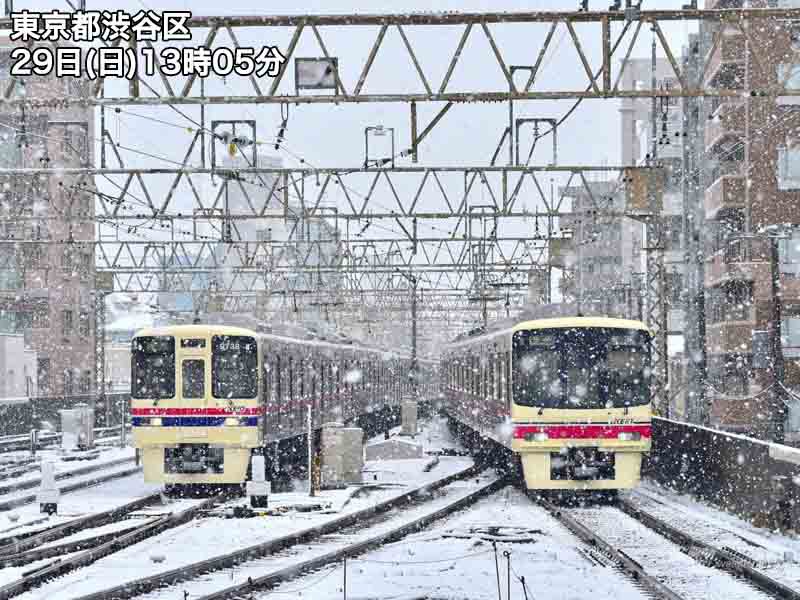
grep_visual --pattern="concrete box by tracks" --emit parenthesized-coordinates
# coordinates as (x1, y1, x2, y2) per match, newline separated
(320, 422, 364, 489)
(59, 404, 95, 450)
(401, 400, 417, 436)
(365, 437, 423, 461)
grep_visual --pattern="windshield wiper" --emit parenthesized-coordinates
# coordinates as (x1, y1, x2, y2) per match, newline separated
(537, 406, 545, 416)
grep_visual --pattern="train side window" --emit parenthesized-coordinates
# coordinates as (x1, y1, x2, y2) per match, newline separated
(488, 354, 494, 401)
(275, 355, 282, 404)
(182, 359, 205, 399)
(498, 355, 504, 404)
(311, 361, 317, 405)
(288, 356, 294, 402)
(498, 354, 504, 405)
(299, 358, 305, 400)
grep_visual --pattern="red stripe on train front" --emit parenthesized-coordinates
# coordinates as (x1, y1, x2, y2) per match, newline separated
(513, 424, 652, 440)
(131, 407, 264, 416)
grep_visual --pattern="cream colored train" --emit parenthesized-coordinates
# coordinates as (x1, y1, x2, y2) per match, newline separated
(441, 316, 652, 490)
(131, 323, 435, 488)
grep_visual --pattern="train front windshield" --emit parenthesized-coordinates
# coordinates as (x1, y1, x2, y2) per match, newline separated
(132, 336, 176, 399)
(211, 335, 258, 399)
(512, 327, 650, 409)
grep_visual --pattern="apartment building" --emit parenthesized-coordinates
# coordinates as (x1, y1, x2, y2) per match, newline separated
(0, 40, 96, 398)
(688, 0, 800, 439)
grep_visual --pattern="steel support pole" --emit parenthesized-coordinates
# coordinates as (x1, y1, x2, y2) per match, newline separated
(411, 274, 418, 400)
(771, 236, 786, 443)
(307, 404, 315, 496)
(94, 292, 107, 425)
(645, 220, 668, 417)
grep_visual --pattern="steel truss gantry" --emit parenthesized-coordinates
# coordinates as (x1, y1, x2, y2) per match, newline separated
(2, 8, 798, 110)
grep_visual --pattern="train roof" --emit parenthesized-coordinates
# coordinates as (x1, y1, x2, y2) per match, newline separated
(133, 323, 256, 339)
(447, 311, 650, 349)
(131, 319, 440, 363)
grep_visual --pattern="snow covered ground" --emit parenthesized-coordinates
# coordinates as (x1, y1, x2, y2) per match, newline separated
(255, 487, 650, 600)
(17, 416, 800, 600)
(8, 417, 472, 600)
(0, 445, 134, 492)
(0, 469, 158, 542)
(632, 481, 800, 589)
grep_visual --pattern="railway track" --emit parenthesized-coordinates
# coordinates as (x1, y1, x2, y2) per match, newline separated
(0, 492, 229, 600)
(0, 491, 164, 563)
(0, 460, 142, 512)
(0, 456, 135, 497)
(540, 497, 780, 600)
(534, 496, 684, 600)
(67, 464, 493, 600)
(621, 491, 800, 600)
(0, 426, 127, 454)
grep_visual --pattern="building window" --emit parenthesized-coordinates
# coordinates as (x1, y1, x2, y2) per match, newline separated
(32, 306, 48, 328)
(80, 370, 91, 394)
(63, 369, 73, 396)
(708, 280, 753, 323)
(79, 252, 91, 277)
(61, 250, 72, 272)
(79, 311, 90, 337)
(62, 310, 73, 336)
(667, 272, 683, 304)
(37, 358, 50, 395)
(777, 63, 800, 90)
(777, 145, 800, 190)
(667, 216, 682, 250)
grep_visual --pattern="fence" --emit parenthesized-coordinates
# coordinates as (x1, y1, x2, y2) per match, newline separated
(647, 417, 800, 531)
(0, 393, 129, 437)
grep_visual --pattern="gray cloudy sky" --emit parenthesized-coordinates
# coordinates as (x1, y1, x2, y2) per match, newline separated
(13, 0, 696, 246)
(12, 0, 694, 172)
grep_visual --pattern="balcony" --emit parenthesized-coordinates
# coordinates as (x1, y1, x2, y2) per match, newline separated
(707, 321, 754, 355)
(705, 102, 745, 153)
(705, 175, 745, 220)
(704, 0, 744, 9)
(705, 30, 746, 88)
(783, 317, 800, 359)
(780, 267, 800, 306)
(705, 237, 771, 287)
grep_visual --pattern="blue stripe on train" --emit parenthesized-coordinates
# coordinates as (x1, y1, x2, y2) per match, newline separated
(131, 417, 259, 427)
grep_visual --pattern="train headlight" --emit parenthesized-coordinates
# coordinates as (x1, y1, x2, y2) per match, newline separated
(618, 431, 641, 441)
(525, 431, 548, 441)
(224, 417, 238, 426)
(150, 417, 162, 427)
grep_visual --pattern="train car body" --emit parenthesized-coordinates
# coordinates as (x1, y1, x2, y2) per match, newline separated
(131, 323, 435, 486)
(442, 316, 652, 491)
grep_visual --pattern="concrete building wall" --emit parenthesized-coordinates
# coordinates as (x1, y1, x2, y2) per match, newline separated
(0, 334, 37, 399)
(104, 344, 131, 394)
(0, 39, 95, 399)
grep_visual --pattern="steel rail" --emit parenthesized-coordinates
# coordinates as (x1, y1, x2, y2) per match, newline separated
(0, 426, 128, 453)
(0, 492, 227, 600)
(618, 498, 800, 600)
(0, 464, 142, 512)
(0, 524, 142, 567)
(0, 456, 135, 497)
(534, 496, 686, 600)
(195, 477, 505, 600)
(71, 463, 484, 600)
(0, 491, 163, 557)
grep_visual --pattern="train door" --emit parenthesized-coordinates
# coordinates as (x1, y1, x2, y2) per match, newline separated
(176, 337, 208, 441)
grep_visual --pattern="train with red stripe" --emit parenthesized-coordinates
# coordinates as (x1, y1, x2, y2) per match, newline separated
(441, 316, 652, 491)
(131, 323, 435, 489)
